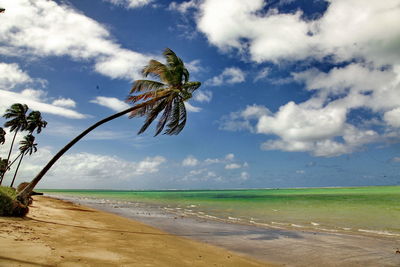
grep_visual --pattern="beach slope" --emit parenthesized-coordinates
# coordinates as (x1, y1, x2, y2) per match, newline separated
(0, 196, 269, 266)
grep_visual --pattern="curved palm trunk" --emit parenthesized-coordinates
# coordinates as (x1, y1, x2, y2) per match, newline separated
(17, 100, 162, 204)
(0, 130, 18, 185)
(10, 153, 24, 188)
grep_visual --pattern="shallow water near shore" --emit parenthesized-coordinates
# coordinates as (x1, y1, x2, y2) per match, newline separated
(40, 186, 400, 238)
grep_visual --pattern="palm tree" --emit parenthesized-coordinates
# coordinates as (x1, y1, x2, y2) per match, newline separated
(10, 135, 38, 188)
(0, 104, 29, 185)
(0, 127, 5, 145)
(17, 48, 201, 204)
(26, 111, 47, 134)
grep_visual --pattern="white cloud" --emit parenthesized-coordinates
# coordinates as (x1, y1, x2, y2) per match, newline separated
(254, 67, 270, 82)
(219, 104, 270, 132)
(185, 102, 202, 112)
(384, 108, 400, 128)
(199, 1, 400, 157)
(182, 155, 199, 167)
(296, 170, 305, 174)
(0, 135, 166, 188)
(91, 96, 130, 112)
(185, 59, 204, 73)
(135, 156, 166, 175)
(0, 63, 31, 89)
(168, 0, 198, 13)
(225, 153, 235, 161)
(206, 67, 245, 86)
(197, 0, 400, 65)
(0, 89, 86, 119)
(0, 62, 86, 119)
(240, 171, 250, 181)
(225, 163, 241, 169)
(104, 0, 153, 9)
(193, 90, 212, 103)
(52, 98, 76, 108)
(0, 0, 151, 81)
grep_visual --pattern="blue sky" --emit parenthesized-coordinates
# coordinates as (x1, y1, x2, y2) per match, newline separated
(0, 0, 400, 189)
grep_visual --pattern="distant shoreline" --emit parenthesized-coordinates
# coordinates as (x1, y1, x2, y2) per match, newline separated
(38, 184, 400, 192)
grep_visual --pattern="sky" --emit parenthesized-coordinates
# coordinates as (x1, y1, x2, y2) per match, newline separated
(0, 0, 400, 190)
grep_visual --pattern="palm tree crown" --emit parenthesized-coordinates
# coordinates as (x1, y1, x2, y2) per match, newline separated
(0, 127, 5, 145)
(19, 135, 38, 156)
(16, 48, 202, 204)
(127, 48, 201, 136)
(3, 103, 29, 132)
(26, 111, 48, 134)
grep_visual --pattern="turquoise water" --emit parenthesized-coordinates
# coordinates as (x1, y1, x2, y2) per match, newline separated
(41, 186, 400, 237)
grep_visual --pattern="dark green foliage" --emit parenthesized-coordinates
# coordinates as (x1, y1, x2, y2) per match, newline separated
(0, 186, 29, 217)
(0, 127, 5, 145)
(3, 103, 29, 132)
(26, 111, 47, 134)
(127, 48, 201, 136)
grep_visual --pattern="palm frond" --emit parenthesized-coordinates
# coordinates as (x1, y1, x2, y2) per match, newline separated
(183, 81, 201, 93)
(142, 60, 173, 83)
(154, 100, 173, 136)
(137, 99, 167, 135)
(131, 80, 165, 94)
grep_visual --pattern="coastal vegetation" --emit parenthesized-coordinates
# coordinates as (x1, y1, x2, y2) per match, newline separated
(5, 48, 201, 214)
(0, 104, 47, 216)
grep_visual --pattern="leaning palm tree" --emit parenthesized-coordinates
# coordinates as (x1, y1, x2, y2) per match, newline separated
(0, 104, 29, 185)
(10, 135, 38, 188)
(0, 127, 5, 145)
(26, 111, 47, 134)
(17, 48, 201, 204)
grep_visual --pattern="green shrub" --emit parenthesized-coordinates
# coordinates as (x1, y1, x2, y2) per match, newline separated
(0, 186, 28, 217)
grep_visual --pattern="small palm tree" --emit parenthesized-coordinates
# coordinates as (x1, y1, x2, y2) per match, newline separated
(17, 48, 201, 204)
(0, 127, 5, 145)
(10, 135, 38, 188)
(26, 111, 47, 134)
(0, 104, 29, 185)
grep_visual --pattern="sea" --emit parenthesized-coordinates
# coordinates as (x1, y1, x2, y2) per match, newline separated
(40, 185, 400, 238)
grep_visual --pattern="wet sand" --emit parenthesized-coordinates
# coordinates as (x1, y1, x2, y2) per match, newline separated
(0, 196, 269, 266)
(53, 194, 400, 267)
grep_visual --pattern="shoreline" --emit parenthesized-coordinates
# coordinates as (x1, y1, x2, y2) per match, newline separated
(49, 193, 400, 266)
(0, 196, 270, 266)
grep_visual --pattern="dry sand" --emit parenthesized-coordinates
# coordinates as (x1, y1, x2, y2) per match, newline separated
(0, 196, 270, 267)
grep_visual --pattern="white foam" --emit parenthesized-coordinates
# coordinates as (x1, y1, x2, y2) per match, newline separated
(358, 229, 400, 236)
(311, 222, 320, 226)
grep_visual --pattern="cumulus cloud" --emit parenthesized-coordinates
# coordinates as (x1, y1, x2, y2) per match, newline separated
(185, 102, 202, 112)
(182, 155, 199, 167)
(225, 163, 241, 169)
(206, 67, 245, 86)
(0, 140, 166, 188)
(193, 90, 212, 103)
(199, 1, 400, 156)
(197, 0, 400, 65)
(0, 62, 86, 119)
(104, 0, 153, 9)
(91, 96, 130, 112)
(168, 0, 199, 13)
(52, 98, 76, 108)
(0, 63, 32, 89)
(0, 0, 151, 81)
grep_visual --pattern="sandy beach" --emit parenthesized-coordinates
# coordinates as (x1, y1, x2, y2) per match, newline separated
(52, 194, 400, 267)
(0, 196, 269, 267)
